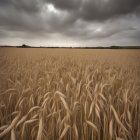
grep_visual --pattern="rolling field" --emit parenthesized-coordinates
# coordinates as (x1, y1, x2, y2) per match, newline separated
(0, 48, 140, 140)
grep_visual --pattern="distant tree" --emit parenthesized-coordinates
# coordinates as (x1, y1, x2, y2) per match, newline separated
(21, 44, 30, 48)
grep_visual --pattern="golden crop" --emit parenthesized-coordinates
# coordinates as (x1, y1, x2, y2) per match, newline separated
(0, 48, 140, 140)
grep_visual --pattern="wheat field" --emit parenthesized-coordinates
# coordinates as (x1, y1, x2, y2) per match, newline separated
(0, 48, 140, 140)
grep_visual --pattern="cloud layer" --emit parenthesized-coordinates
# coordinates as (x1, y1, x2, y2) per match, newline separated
(0, 0, 140, 46)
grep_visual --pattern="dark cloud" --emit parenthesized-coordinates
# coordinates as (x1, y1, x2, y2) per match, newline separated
(0, 0, 140, 46)
(46, 0, 140, 21)
(81, 0, 140, 21)
(0, 0, 43, 13)
(135, 6, 140, 16)
(0, 0, 47, 34)
(0, 7, 44, 33)
(0, 0, 10, 5)
(14, 0, 43, 13)
(0, 0, 76, 32)
(62, 18, 138, 41)
(46, 0, 81, 10)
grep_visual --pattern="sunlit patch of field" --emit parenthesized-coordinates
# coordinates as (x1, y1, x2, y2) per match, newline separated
(0, 48, 140, 140)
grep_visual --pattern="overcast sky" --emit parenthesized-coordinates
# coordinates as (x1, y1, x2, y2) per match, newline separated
(0, 0, 140, 47)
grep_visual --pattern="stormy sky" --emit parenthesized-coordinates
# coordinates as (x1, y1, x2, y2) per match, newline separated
(0, 0, 140, 47)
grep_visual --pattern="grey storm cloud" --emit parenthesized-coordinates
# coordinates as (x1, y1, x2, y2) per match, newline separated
(0, 0, 42, 13)
(0, 0, 140, 46)
(46, 0, 140, 21)
(0, 0, 46, 32)
(80, 0, 140, 21)
(46, 0, 81, 10)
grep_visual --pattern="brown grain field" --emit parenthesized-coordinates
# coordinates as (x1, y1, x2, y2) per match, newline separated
(0, 48, 140, 140)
